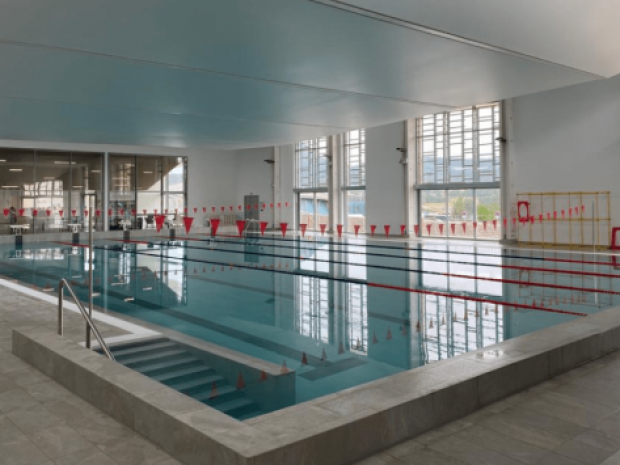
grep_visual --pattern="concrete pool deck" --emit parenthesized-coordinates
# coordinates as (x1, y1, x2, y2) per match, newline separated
(2, 283, 620, 464)
(5, 268, 620, 465)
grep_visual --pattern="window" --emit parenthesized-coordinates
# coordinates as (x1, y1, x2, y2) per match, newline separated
(419, 103, 501, 185)
(417, 103, 502, 241)
(343, 129, 366, 233)
(296, 138, 328, 189)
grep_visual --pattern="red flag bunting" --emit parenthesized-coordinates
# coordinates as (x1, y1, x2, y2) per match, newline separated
(354, 224, 360, 237)
(384, 225, 390, 237)
(370, 225, 376, 236)
(336, 224, 343, 237)
(280, 223, 288, 237)
(183, 216, 194, 234)
(320, 224, 326, 236)
(300, 224, 307, 237)
(259, 221, 268, 236)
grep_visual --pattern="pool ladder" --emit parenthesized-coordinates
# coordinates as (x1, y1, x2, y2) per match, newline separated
(57, 278, 115, 361)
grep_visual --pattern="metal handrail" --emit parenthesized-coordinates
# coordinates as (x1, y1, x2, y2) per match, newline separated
(57, 278, 115, 361)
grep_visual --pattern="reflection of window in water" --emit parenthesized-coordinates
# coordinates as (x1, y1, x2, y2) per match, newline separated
(347, 283, 367, 354)
(423, 295, 504, 363)
(295, 276, 330, 343)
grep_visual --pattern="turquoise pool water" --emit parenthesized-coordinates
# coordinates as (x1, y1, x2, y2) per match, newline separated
(1, 235, 618, 417)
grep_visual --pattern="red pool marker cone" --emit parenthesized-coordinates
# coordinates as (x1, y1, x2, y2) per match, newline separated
(210, 218, 220, 236)
(280, 223, 288, 237)
(18, 208, 24, 217)
(2, 208, 7, 218)
(547, 212, 551, 220)
(338, 342, 345, 355)
(426, 224, 432, 235)
(71, 209, 77, 217)
(259, 221, 268, 236)
(482, 221, 487, 231)
(493, 219, 497, 230)
(461, 223, 467, 233)
(384, 225, 390, 237)
(236, 373, 246, 390)
(183, 217, 194, 234)
(354, 225, 360, 237)
(414, 225, 419, 236)
(337, 224, 343, 237)
(32, 209, 38, 217)
(321, 348, 327, 361)
(209, 381, 218, 399)
(473, 221, 478, 230)
(438, 224, 444, 235)
(400, 225, 406, 236)
(259, 370, 268, 382)
(155, 215, 166, 233)
(386, 328, 392, 340)
(370, 225, 376, 236)
(280, 361, 289, 374)
(301, 352, 308, 366)
(553, 211, 557, 220)
(236, 220, 245, 237)
(372, 332, 378, 344)
(300, 224, 307, 237)
(320, 224, 326, 236)
(569, 208, 573, 218)
(561, 210, 565, 219)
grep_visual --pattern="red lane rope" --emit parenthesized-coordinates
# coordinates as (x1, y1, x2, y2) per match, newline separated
(366, 282, 587, 317)
(444, 273, 620, 296)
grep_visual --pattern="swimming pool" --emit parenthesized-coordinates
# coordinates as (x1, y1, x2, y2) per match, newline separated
(1, 235, 618, 419)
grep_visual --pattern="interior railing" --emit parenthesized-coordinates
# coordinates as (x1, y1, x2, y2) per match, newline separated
(57, 278, 115, 361)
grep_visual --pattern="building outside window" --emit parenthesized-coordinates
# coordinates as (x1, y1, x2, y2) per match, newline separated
(295, 138, 329, 231)
(343, 129, 366, 233)
(417, 103, 502, 240)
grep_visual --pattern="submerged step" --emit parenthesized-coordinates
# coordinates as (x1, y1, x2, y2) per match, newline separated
(112, 341, 178, 359)
(121, 349, 188, 368)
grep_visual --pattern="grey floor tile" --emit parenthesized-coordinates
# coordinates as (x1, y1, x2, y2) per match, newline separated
(69, 413, 134, 447)
(0, 414, 24, 443)
(551, 383, 620, 409)
(0, 434, 51, 465)
(54, 446, 119, 465)
(478, 406, 585, 450)
(0, 374, 18, 394)
(0, 389, 39, 414)
(453, 425, 549, 465)
(518, 391, 617, 427)
(43, 396, 101, 423)
(5, 368, 49, 388)
(385, 439, 423, 458)
(354, 452, 405, 465)
(429, 434, 524, 465)
(6, 404, 65, 434)
(23, 380, 74, 403)
(400, 447, 468, 465)
(536, 451, 588, 465)
(29, 424, 92, 460)
(98, 436, 170, 465)
(573, 430, 620, 453)
(554, 439, 614, 465)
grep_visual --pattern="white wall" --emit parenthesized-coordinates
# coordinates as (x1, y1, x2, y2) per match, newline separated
(509, 74, 620, 240)
(235, 147, 275, 225)
(365, 121, 406, 233)
(186, 150, 237, 214)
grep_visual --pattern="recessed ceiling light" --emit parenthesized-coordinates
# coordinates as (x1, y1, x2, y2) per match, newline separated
(73, 185, 83, 189)
(143, 171, 153, 174)
(54, 161, 75, 165)
(43, 177, 55, 180)
(2, 185, 18, 188)
(91, 170, 101, 173)
(9, 168, 22, 172)
(0, 160, 6, 162)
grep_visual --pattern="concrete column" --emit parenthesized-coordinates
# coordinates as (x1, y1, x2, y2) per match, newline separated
(273, 146, 280, 228)
(103, 152, 110, 232)
(328, 135, 341, 233)
(404, 119, 417, 237)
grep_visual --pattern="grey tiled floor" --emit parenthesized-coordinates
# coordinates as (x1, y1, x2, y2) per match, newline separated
(0, 288, 180, 465)
(4, 285, 620, 465)
(353, 353, 620, 465)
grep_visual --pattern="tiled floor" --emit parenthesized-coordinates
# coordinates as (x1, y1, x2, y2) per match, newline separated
(3, 285, 620, 465)
(353, 353, 620, 465)
(0, 287, 180, 465)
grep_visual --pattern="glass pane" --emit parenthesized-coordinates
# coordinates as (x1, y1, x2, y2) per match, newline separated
(163, 157, 184, 192)
(346, 191, 365, 233)
(71, 153, 103, 231)
(316, 192, 329, 231)
(476, 189, 501, 240)
(137, 156, 161, 193)
(448, 189, 474, 238)
(421, 190, 447, 237)
(163, 193, 184, 217)
(299, 192, 314, 230)
(110, 155, 136, 230)
(0, 149, 34, 235)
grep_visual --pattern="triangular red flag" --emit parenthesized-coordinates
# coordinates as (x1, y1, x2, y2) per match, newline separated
(236, 373, 245, 390)
(236, 220, 245, 236)
(259, 221, 268, 236)
(280, 223, 288, 237)
(370, 225, 376, 236)
(300, 224, 307, 237)
(183, 217, 194, 234)
(259, 370, 268, 382)
(319, 224, 326, 236)
(155, 214, 166, 233)
(384, 225, 390, 237)
(450, 223, 456, 235)
(210, 218, 220, 236)
(354, 224, 360, 237)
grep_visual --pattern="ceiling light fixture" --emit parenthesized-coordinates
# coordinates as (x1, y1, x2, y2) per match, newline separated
(9, 168, 22, 172)
(2, 185, 18, 188)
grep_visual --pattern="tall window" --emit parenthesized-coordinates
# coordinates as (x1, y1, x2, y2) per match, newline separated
(296, 138, 328, 189)
(296, 138, 329, 231)
(418, 103, 502, 240)
(419, 103, 501, 184)
(343, 130, 366, 233)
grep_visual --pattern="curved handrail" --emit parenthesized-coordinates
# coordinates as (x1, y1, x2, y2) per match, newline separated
(57, 279, 115, 361)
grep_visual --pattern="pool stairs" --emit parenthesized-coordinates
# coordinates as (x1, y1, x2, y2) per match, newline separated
(102, 337, 263, 420)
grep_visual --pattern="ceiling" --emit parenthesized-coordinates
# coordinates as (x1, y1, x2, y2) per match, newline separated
(0, 0, 615, 151)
